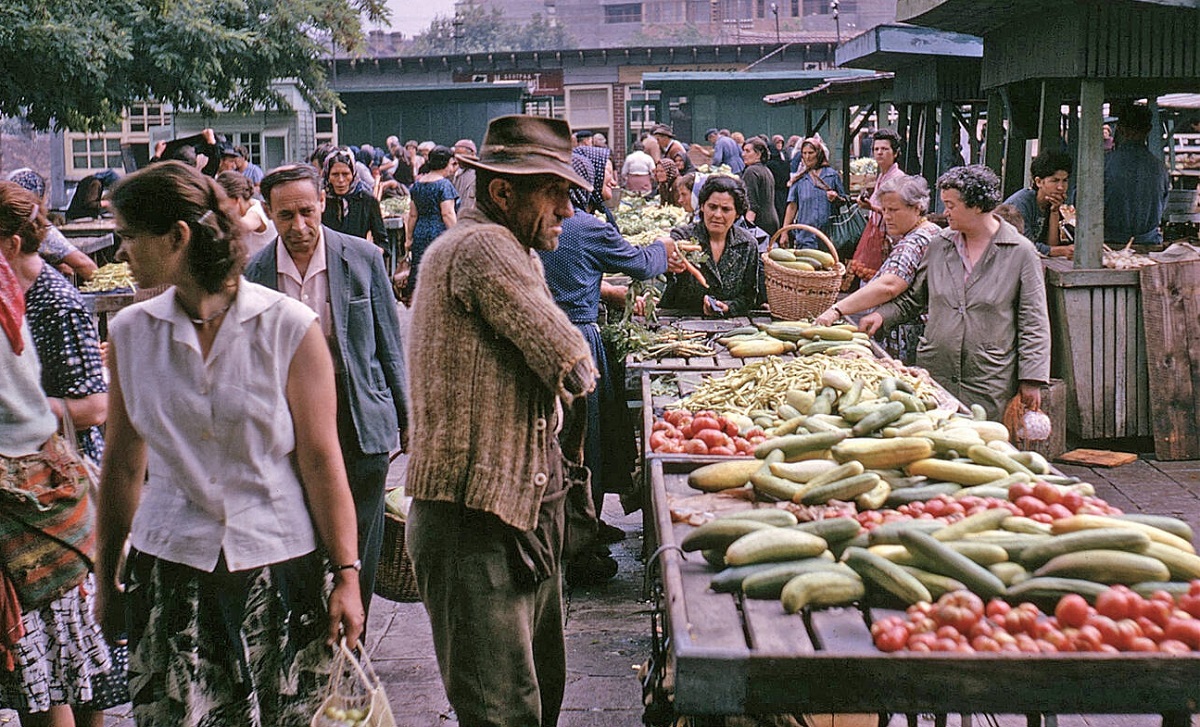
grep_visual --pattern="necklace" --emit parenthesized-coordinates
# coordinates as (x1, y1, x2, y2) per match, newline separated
(182, 298, 233, 326)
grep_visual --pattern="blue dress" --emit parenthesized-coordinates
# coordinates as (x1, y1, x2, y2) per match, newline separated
(406, 177, 459, 296)
(786, 166, 846, 248)
(539, 210, 668, 496)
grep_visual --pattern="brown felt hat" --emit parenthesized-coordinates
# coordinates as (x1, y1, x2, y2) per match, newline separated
(650, 124, 676, 138)
(456, 115, 591, 190)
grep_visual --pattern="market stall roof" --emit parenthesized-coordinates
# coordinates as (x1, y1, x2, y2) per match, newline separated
(641, 68, 876, 89)
(896, 0, 1195, 37)
(762, 72, 894, 106)
(1156, 94, 1200, 110)
(835, 23, 981, 71)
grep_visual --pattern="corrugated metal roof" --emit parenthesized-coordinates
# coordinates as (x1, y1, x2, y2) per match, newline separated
(642, 69, 878, 84)
(898, 0, 1197, 37)
(762, 72, 895, 105)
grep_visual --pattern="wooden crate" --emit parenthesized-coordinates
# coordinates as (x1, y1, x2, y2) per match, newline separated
(1043, 260, 1152, 440)
(1140, 260, 1200, 460)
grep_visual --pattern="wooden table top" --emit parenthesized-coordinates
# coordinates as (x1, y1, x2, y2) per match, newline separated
(647, 458, 1200, 717)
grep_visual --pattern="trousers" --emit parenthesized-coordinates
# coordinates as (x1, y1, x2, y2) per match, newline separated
(406, 492, 566, 727)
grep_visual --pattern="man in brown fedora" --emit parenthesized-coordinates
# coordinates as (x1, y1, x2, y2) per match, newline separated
(405, 115, 598, 727)
(651, 123, 694, 174)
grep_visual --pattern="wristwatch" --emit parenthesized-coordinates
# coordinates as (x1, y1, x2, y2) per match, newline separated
(331, 559, 362, 574)
(831, 304, 844, 319)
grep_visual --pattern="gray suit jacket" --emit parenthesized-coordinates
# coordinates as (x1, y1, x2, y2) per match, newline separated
(244, 227, 408, 455)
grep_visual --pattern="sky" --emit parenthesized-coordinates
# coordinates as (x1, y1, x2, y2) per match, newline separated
(383, 0, 458, 37)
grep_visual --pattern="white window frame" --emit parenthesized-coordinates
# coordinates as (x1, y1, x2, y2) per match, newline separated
(565, 85, 613, 137)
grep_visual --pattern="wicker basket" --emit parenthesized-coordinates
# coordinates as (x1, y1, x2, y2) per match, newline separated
(762, 224, 844, 320)
(373, 512, 420, 603)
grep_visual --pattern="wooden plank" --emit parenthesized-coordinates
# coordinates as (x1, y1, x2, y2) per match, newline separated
(1057, 449, 1139, 468)
(1108, 290, 1118, 439)
(741, 597, 817, 655)
(1090, 289, 1104, 437)
(677, 556, 749, 650)
(808, 608, 877, 654)
(1140, 262, 1200, 459)
(1102, 287, 1115, 438)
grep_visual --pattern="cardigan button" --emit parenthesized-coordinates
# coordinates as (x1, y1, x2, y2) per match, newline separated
(534, 418, 547, 431)
(534, 472, 548, 486)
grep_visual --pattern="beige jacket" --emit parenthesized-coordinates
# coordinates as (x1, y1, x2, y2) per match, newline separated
(876, 217, 1051, 419)
(406, 209, 593, 531)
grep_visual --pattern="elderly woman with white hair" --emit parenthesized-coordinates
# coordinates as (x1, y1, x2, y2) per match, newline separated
(814, 173, 941, 363)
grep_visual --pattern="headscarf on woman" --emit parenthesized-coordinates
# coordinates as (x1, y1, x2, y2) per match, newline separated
(800, 136, 832, 173)
(656, 158, 680, 206)
(571, 146, 610, 212)
(322, 148, 373, 219)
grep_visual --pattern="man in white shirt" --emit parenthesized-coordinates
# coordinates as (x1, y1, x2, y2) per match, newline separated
(621, 141, 656, 194)
(244, 164, 409, 623)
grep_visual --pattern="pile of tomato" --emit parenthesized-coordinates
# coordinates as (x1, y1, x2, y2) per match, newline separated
(649, 410, 766, 456)
(1006, 481, 1123, 521)
(871, 583, 1200, 654)
(855, 495, 1015, 530)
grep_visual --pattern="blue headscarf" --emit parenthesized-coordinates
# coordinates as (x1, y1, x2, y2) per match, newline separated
(570, 146, 610, 212)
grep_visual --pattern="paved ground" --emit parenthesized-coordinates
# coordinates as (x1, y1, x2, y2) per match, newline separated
(4, 455, 1198, 726)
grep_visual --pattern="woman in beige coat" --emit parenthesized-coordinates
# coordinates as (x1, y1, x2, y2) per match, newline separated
(861, 165, 1051, 419)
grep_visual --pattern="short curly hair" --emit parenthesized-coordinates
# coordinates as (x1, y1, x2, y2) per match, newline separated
(697, 175, 749, 218)
(937, 165, 1001, 212)
(871, 128, 902, 155)
(1029, 151, 1073, 182)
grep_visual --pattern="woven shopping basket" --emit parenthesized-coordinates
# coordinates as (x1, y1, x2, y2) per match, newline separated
(373, 512, 420, 602)
(762, 223, 844, 320)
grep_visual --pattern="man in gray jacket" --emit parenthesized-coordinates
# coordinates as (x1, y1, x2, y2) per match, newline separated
(245, 164, 408, 620)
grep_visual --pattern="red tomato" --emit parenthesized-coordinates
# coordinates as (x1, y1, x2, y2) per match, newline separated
(1095, 588, 1137, 621)
(662, 409, 689, 426)
(1115, 619, 1144, 650)
(1014, 496, 1045, 516)
(1159, 639, 1192, 655)
(1164, 619, 1200, 649)
(1138, 598, 1173, 629)
(733, 438, 754, 455)
(934, 591, 984, 632)
(1055, 594, 1091, 629)
(1033, 481, 1062, 505)
(649, 431, 671, 452)
(680, 422, 695, 439)
(1135, 617, 1165, 643)
(708, 445, 736, 456)
(1075, 624, 1104, 651)
(652, 420, 672, 432)
(722, 418, 740, 438)
(971, 635, 1001, 652)
(1030, 513, 1055, 524)
(1008, 482, 1035, 501)
(1042, 628, 1072, 652)
(1128, 636, 1158, 652)
(693, 429, 732, 449)
(1059, 491, 1084, 513)
(1179, 591, 1200, 619)
(907, 632, 937, 649)
(1044, 504, 1075, 520)
(691, 416, 722, 433)
(682, 439, 709, 455)
(985, 599, 1012, 620)
(744, 427, 766, 440)
(874, 626, 908, 652)
(659, 440, 684, 454)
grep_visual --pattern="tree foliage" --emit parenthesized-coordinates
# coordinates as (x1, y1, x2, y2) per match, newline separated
(0, 0, 388, 132)
(408, 6, 574, 55)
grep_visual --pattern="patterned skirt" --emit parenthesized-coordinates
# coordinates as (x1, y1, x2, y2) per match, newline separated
(123, 549, 336, 727)
(0, 574, 127, 713)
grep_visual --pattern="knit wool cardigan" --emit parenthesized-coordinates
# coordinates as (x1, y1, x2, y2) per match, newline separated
(406, 208, 593, 531)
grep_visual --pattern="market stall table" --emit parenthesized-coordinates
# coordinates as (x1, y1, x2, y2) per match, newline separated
(643, 457, 1200, 725)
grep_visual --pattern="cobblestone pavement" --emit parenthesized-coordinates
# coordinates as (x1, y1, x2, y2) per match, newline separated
(2, 456, 1196, 726)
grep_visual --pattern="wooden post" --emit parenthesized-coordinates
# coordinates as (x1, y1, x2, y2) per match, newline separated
(825, 104, 847, 175)
(922, 102, 938, 192)
(1003, 126, 1027, 200)
(939, 101, 958, 175)
(1075, 79, 1105, 270)
(904, 104, 923, 175)
(1038, 80, 1061, 156)
(804, 106, 814, 137)
(984, 90, 1005, 174)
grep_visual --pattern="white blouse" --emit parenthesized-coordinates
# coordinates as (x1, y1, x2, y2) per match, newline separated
(109, 281, 320, 572)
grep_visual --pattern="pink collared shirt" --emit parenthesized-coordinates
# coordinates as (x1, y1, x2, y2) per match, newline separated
(275, 231, 331, 338)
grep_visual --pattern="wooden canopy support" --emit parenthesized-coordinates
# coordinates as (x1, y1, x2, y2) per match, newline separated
(1074, 79, 1106, 270)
